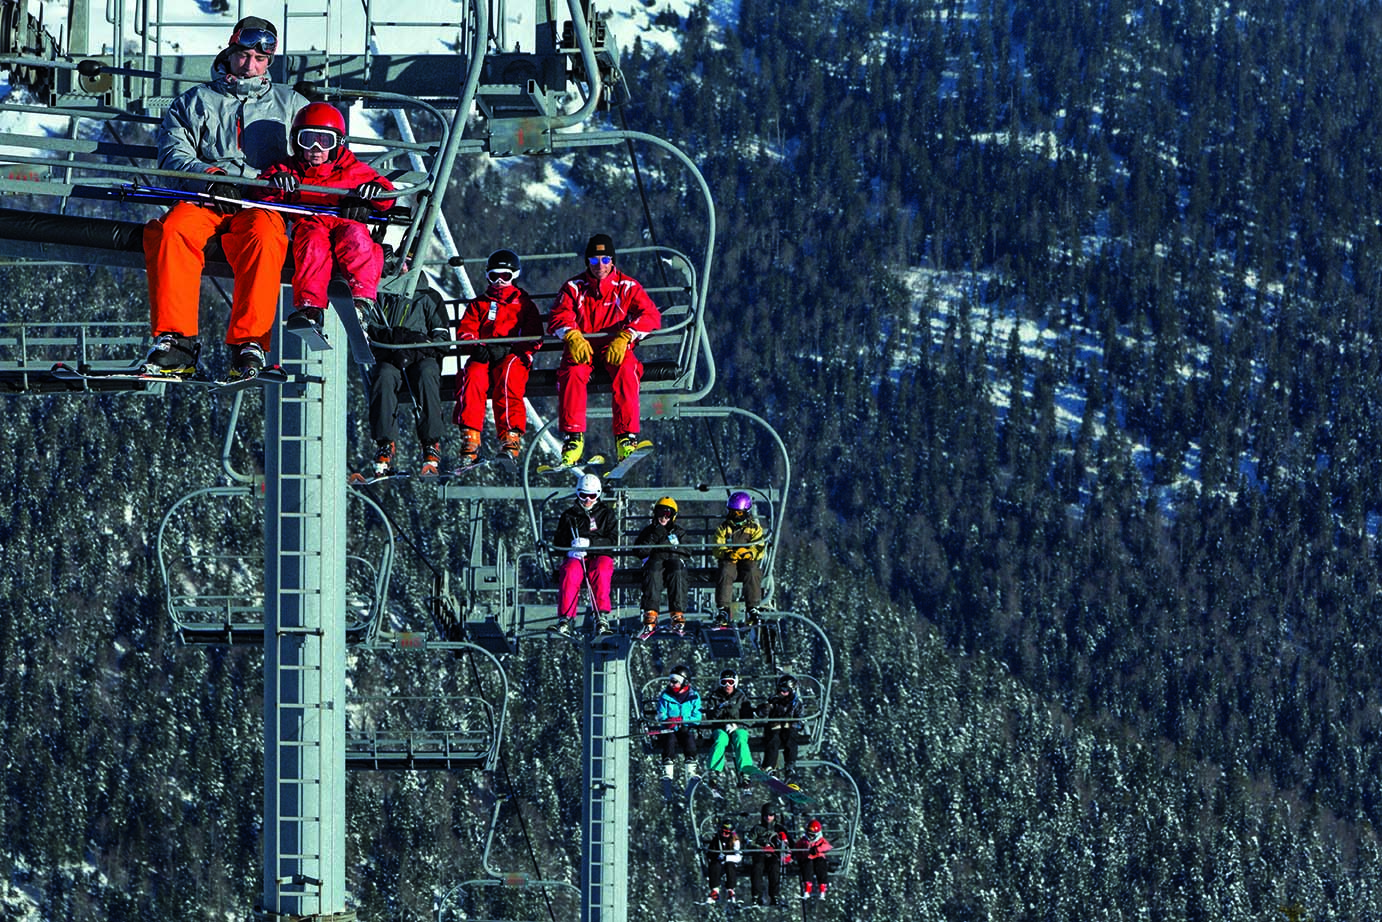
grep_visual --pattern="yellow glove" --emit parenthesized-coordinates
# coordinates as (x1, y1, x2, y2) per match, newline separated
(604, 329, 634, 366)
(564, 329, 593, 365)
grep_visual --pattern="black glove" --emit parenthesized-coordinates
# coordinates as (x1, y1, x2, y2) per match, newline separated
(468, 342, 496, 364)
(354, 180, 386, 201)
(205, 181, 241, 214)
(507, 344, 533, 365)
(269, 172, 299, 194)
(338, 197, 371, 222)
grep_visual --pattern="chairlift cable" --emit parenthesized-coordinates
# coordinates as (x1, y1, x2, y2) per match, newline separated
(454, 650, 562, 922)
(614, 75, 676, 294)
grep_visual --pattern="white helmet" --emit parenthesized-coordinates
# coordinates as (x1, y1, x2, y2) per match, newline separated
(576, 473, 602, 498)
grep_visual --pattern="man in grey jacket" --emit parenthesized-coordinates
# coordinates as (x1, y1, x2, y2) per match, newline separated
(142, 16, 308, 379)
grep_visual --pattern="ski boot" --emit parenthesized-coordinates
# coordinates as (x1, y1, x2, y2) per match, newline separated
(615, 432, 642, 461)
(713, 608, 732, 629)
(817, 884, 828, 901)
(671, 611, 686, 635)
(285, 306, 323, 333)
(560, 432, 584, 466)
(229, 341, 265, 380)
(457, 427, 481, 468)
(144, 332, 200, 378)
(420, 441, 442, 477)
(373, 440, 397, 477)
(706, 889, 720, 904)
(638, 610, 658, 639)
(737, 773, 754, 794)
(550, 618, 573, 638)
(595, 614, 613, 637)
(746, 607, 763, 626)
(498, 429, 522, 460)
(353, 297, 377, 341)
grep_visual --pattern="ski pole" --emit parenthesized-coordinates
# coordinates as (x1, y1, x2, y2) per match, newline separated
(111, 182, 413, 225)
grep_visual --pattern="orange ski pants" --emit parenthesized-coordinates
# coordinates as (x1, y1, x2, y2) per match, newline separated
(144, 201, 289, 349)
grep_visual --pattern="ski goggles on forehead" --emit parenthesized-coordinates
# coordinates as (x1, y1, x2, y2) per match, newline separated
(296, 129, 339, 152)
(230, 27, 278, 54)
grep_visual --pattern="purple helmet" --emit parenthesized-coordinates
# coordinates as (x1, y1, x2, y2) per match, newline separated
(727, 491, 752, 512)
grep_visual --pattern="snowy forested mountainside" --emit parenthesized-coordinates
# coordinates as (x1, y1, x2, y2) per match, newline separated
(6, 0, 1382, 918)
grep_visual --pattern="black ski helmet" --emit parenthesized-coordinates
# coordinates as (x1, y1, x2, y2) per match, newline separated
(669, 665, 690, 686)
(761, 803, 776, 820)
(487, 248, 521, 273)
(719, 668, 738, 686)
(777, 674, 796, 694)
(719, 820, 735, 837)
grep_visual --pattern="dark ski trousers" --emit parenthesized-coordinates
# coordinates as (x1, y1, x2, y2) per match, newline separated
(641, 555, 689, 613)
(661, 726, 698, 762)
(760, 727, 798, 773)
(716, 559, 762, 608)
(799, 855, 829, 888)
(708, 855, 738, 892)
(750, 854, 781, 902)
(370, 356, 443, 445)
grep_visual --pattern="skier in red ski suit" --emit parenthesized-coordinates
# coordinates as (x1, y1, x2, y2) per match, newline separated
(452, 248, 544, 465)
(547, 233, 661, 466)
(259, 101, 394, 330)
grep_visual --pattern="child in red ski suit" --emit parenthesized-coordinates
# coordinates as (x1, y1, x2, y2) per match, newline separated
(260, 102, 394, 327)
(452, 248, 544, 465)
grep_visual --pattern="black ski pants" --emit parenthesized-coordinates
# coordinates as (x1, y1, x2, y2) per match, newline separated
(370, 356, 443, 445)
(707, 854, 739, 891)
(750, 854, 781, 902)
(641, 555, 688, 613)
(760, 726, 798, 773)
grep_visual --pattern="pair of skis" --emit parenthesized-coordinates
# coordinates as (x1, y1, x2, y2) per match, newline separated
(50, 362, 292, 392)
(348, 455, 519, 485)
(535, 440, 654, 477)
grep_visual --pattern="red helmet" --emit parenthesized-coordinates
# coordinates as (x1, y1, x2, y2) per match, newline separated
(807, 819, 822, 834)
(291, 102, 346, 156)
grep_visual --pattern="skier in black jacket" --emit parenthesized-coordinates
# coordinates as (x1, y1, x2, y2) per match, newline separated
(747, 802, 791, 906)
(632, 497, 690, 635)
(703, 669, 755, 792)
(365, 284, 452, 476)
(759, 674, 805, 780)
(551, 473, 618, 636)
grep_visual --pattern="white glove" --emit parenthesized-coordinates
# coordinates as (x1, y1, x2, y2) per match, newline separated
(725, 723, 739, 733)
(668, 533, 679, 545)
(568, 536, 590, 559)
(726, 853, 742, 864)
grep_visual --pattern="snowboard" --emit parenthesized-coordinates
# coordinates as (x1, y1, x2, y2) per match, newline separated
(745, 767, 815, 805)
(51, 362, 289, 392)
